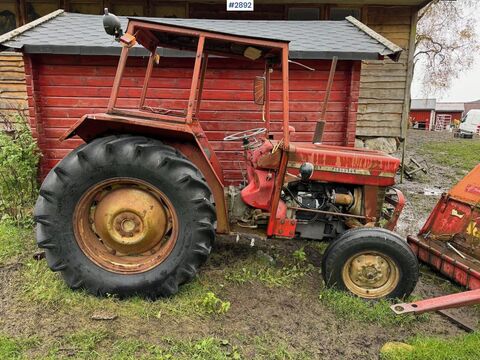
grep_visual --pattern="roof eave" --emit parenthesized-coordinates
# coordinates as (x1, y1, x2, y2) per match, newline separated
(0, 9, 64, 45)
(19, 45, 382, 61)
(345, 16, 403, 61)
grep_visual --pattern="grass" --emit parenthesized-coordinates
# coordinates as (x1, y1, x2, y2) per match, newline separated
(0, 330, 241, 360)
(319, 288, 428, 327)
(0, 334, 38, 360)
(224, 249, 316, 288)
(1, 222, 477, 359)
(250, 334, 312, 360)
(22, 258, 230, 320)
(0, 223, 32, 265)
(419, 139, 480, 176)
(225, 260, 314, 287)
(381, 332, 480, 360)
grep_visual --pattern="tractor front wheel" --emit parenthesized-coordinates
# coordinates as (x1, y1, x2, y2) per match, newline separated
(322, 228, 418, 300)
(35, 135, 216, 298)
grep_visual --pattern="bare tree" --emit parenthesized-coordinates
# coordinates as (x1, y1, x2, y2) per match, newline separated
(415, 0, 479, 95)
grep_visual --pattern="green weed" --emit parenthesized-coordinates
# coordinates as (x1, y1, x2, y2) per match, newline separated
(319, 288, 427, 326)
(381, 332, 480, 360)
(0, 223, 33, 265)
(200, 291, 231, 315)
(225, 258, 314, 287)
(225, 247, 315, 287)
(0, 115, 40, 227)
(292, 247, 307, 262)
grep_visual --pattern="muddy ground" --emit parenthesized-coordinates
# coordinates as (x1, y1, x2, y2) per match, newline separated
(0, 129, 479, 359)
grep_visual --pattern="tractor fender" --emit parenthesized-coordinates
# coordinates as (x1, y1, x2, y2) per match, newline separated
(61, 113, 229, 234)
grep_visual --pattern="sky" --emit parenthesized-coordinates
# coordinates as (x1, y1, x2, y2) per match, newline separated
(411, 56, 480, 102)
(410, 3, 480, 103)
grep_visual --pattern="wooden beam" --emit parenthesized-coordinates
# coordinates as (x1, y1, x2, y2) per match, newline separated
(400, 7, 418, 182)
(0, 9, 64, 44)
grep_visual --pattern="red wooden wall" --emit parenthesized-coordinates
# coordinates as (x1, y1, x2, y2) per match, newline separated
(409, 110, 431, 129)
(24, 54, 360, 185)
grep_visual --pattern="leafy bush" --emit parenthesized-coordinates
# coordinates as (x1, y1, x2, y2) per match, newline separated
(0, 115, 40, 226)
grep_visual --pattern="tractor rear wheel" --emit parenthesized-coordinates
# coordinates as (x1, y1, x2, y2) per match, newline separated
(322, 228, 418, 300)
(35, 135, 216, 298)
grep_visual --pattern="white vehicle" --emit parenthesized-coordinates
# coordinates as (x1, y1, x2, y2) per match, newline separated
(458, 110, 480, 138)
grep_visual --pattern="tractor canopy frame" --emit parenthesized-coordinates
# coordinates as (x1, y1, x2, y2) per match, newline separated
(108, 18, 291, 147)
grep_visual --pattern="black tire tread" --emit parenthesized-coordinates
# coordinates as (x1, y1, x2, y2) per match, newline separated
(322, 227, 418, 299)
(35, 135, 216, 298)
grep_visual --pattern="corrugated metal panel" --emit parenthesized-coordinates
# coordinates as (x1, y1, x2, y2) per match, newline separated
(26, 55, 359, 184)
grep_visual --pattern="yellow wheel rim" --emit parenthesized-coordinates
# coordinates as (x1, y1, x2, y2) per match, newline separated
(342, 251, 400, 299)
(73, 178, 178, 274)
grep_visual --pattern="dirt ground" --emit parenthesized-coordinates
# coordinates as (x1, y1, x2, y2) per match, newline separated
(0, 129, 479, 359)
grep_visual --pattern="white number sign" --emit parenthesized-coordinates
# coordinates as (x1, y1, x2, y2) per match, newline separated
(226, 0, 254, 11)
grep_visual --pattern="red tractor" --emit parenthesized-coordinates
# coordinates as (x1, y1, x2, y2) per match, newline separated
(34, 13, 418, 300)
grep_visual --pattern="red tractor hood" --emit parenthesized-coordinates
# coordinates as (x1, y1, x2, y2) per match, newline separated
(287, 142, 400, 187)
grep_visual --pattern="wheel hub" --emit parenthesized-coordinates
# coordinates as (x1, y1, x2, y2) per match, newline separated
(352, 256, 390, 287)
(114, 211, 142, 239)
(342, 252, 399, 298)
(94, 187, 168, 254)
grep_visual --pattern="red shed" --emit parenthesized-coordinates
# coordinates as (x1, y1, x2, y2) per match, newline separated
(434, 102, 464, 130)
(1, 12, 401, 184)
(409, 98, 436, 130)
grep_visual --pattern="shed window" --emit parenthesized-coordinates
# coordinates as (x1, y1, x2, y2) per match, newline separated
(329, 8, 361, 21)
(288, 8, 321, 21)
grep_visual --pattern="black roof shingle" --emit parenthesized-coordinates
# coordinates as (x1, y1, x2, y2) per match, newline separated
(0, 12, 402, 61)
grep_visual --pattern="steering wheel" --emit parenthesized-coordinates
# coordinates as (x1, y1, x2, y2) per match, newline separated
(223, 127, 267, 141)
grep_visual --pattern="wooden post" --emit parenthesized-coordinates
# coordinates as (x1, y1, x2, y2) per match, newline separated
(264, 61, 271, 135)
(281, 46, 289, 149)
(400, 8, 418, 183)
(313, 56, 337, 144)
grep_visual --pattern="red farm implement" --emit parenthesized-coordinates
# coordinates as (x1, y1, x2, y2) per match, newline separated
(393, 164, 480, 315)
